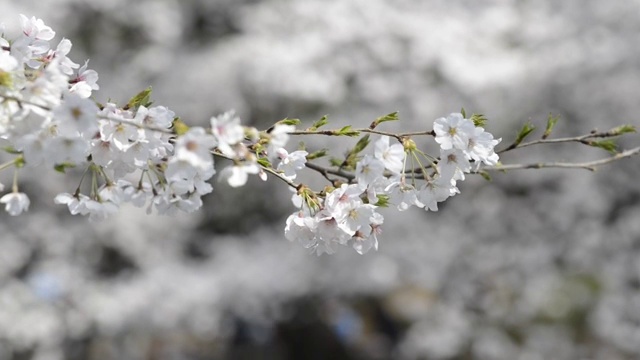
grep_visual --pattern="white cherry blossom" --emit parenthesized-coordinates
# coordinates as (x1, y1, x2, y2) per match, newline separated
(219, 162, 260, 188)
(276, 148, 308, 180)
(53, 94, 99, 137)
(355, 154, 385, 188)
(210, 111, 245, 157)
(374, 135, 405, 174)
(433, 113, 476, 150)
(0, 192, 30, 216)
(267, 124, 294, 159)
(438, 148, 471, 182)
(69, 60, 99, 98)
(173, 127, 216, 171)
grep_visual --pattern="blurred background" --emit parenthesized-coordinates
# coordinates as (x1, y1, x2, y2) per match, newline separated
(1, 0, 640, 359)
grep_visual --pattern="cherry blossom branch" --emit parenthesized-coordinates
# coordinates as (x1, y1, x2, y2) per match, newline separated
(1, 14, 638, 255)
(289, 128, 434, 141)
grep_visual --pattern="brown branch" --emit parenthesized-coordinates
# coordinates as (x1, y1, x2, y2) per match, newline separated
(304, 162, 355, 181)
(289, 128, 435, 141)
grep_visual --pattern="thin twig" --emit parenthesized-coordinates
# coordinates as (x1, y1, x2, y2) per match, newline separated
(485, 146, 640, 172)
(304, 162, 342, 185)
(498, 131, 629, 154)
(260, 166, 300, 189)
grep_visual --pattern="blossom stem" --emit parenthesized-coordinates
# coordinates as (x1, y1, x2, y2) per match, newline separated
(11, 168, 18, 193)
(0, 158, 18, 172)
(75, 166, 90, 197)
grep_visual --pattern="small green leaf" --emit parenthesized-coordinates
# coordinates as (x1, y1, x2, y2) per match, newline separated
(608, 124, 636, 135)
(514, 121, 536, 145)
(377, 111, 399, 123)
(2, 146, 21, 155)
(329, 157, 343, 167)
(471, 113, 488, 128)
(309, 115, 329, 131)
(54, 162, 76, 173)
(0, 70, 13, 88)
(257, 157, 271, 168)
(337, 125, 360, 137)
(14, 155, 25, 168)
(478, 170, 492, 181)
(126, 86, 153, 110)
(353, 135, 370, 154)
(588, 139, 618, 154)
(542, 114, 560, 139)
(374, 194, 390, 207)
(307, 149, 328, 160)
(460, 107, 467, 118)
(172, 117, 189, 135)
(370, 111, 399, 129)
(278, 118, 301, 126)
(341, 135, 371, 169)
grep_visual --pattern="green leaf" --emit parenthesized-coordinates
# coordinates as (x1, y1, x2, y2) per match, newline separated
(460, 107, 467, 118)
(126, 87, 153, 110)
(608, 124, 636, 135)
(542, 114, 560, 139)
(309, 115, 329, 131)
(374, 194, 390, 207)
(377, 111, 399, 123)
(0, 70, 13, 88)
(2, 146, 21, 155)
(277, 118, 301, 126)
(588, 139, 618, 154)
(341, 135, 371, 169)
(14, 155, 25, 168)
(471, 113, 488, 128)
(353, 135, 370, 154)
(329, 157, 343, 167)
(478, 170, 492, 181)
(307, 149, 328, 160)
(172, 117, 189, 135)
(54, 162, 76, 173)
(514, 121, 536, 145)
(257, 157, 271, 168)
(370, 111, 399, 129)
(337, 125, 360, 137)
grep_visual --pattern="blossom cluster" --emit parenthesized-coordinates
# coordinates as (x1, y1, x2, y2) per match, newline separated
(0, 15, 299, 220)
(0, 15, 501, 255)
(285, 114, 500, 255)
